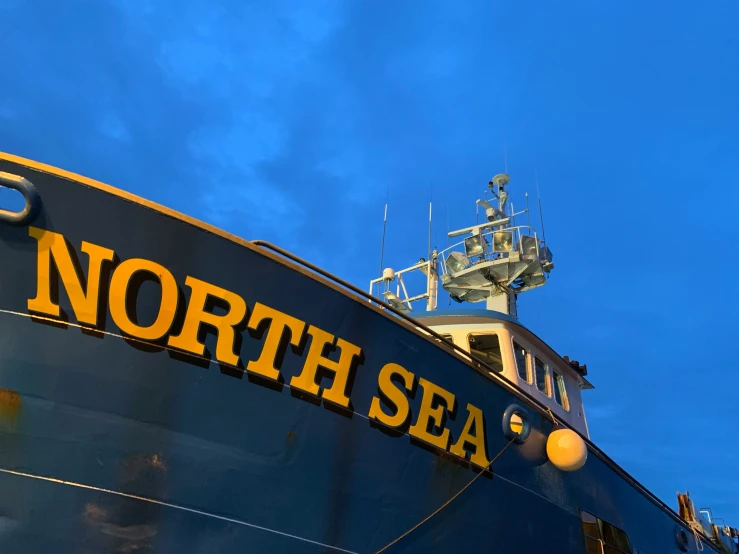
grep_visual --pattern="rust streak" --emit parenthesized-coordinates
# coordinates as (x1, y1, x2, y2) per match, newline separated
(0, 389, 20, 420)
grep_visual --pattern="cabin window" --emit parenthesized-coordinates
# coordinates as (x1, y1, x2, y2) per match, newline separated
(468, 334, 504, 373)
(581, 512, 601, 554)
(580, 511, 633, 554)
(534, 356, 550, 396)
(440, 334, 454, 344)
(601, 521, 632, 553)
(553, 371, 569, 410)
(513, 341, 529, 383)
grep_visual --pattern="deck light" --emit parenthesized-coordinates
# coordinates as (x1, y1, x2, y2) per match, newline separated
(464, 235, 485, 258)
(383, 291, 410, 311)
(444, 251, 469, 274)
(521, 235, 538, 257)
(493, 231, 513, 253)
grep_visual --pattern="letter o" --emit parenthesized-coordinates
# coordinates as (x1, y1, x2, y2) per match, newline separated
(109, 258, 178, 341)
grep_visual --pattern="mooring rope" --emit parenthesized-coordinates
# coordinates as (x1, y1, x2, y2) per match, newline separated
(374, 435, 517, 554)
(693, 526, 704, 552)
(545, 406, 559, 427)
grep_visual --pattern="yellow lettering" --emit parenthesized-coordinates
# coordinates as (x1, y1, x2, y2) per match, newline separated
(289, 325, 362, 408)
(246, 303, 306, 381)
(368, 363, 414, 428)
(109, 258, 179, 341)
(27, 227, 115, 326)
(409, 378, 456, 450)
(449, 403, 491, 468)
(167, 276, 246, 366)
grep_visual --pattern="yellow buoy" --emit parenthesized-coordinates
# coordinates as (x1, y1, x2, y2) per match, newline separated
(546, 428, 588, 471)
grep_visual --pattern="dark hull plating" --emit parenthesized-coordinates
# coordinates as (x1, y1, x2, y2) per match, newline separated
(0, 154, 707, 553)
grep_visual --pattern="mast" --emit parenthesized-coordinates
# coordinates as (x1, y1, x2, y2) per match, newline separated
(369, 172, 554, 320)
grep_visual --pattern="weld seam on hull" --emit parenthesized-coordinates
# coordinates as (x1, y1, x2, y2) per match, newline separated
(0, 308, 217, 370)
(0, 467, 360, 554)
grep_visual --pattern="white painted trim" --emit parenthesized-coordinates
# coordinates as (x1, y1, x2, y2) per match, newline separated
(425, 320, 589, 437)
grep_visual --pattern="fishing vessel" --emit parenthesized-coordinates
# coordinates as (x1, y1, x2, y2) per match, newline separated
(0, 151, 735, 553)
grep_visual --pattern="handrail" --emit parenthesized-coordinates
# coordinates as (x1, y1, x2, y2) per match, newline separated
(437, 224, 540, 277)
(252, 241, 494, 376)
(250, 239, 719, 552)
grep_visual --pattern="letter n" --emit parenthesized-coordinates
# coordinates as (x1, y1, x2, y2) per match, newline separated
(27, 227, 115, 327)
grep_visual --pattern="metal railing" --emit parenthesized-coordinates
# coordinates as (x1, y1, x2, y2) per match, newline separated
(437, 224, 542, 278)
(368, 258, 436, 311)
(366, 224, 545, 312)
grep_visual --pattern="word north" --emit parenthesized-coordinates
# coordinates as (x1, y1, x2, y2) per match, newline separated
(25, 227, 492, 470)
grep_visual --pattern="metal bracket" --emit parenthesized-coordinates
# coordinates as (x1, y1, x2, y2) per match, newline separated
(0, 172, 41, 226)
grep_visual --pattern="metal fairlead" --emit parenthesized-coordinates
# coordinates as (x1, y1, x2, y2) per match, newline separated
(674, 525, 689, 552)
(502, 403, 532, 445)
(0, 172, 41, 226)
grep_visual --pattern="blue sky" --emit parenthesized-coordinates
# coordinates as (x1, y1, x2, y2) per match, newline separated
(2, 0, 738, 525)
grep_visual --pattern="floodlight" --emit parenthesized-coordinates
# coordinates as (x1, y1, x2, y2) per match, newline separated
(445, 251, 470, 274)
(493, 231, 513, 253)
(464, 235, 485, 258)
(383, 291, 410, 311)
(521, 235, 538, 257)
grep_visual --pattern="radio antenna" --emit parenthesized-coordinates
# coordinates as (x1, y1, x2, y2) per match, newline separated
(476, 186, 480, 225)
(379, 190, 389, 275)
(427, 201, 433, 262)
(503, 127, 508, 174)
(536, 171, 547, 245)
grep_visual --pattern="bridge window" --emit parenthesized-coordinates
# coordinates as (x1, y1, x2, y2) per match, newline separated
(534, 356, 550, 396)
(553, 371, 569, 410)
(581, 511, 633, 554)
(513, 341, 529, 383)
(468, 334, 504, 373)
(581, 512, 601, 554)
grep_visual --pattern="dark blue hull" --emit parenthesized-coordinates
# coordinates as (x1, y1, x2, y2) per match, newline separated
(0, 153, 710, 553)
